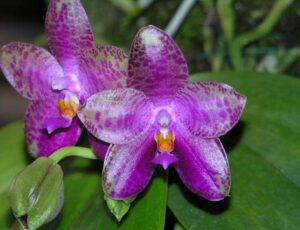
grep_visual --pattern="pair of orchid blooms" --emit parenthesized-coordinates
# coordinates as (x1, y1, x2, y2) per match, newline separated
(0, 0, 246, 202)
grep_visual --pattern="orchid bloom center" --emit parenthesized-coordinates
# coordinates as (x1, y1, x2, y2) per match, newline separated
(52, 73, 82, 93)
(154, 126, 175, 153)
(57, 92, 79, 119)
(153, 109, 176, 154)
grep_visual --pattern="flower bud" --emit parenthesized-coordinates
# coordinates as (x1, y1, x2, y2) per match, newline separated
(8, 157, 64, 230)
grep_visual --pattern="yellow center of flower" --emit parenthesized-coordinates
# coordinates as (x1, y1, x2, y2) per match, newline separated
(154, 127, 175, 153)
(57, 99, 79, 118)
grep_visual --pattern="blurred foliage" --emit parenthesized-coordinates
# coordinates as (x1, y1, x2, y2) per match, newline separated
(80, 0, 181, 49)
(39, 0, 300, 76)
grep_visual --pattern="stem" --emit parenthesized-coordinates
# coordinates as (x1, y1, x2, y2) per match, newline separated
(165, 0, 197, 36)
(277, 47, 300, 73)
(50, 146, 97, 163)
(110, 0, 136, 14)
(212, 38, 225, 72)
(202, 4, 214, 56)
(201, 0, 218, 71)
(201, 1, 226, 72)
(137, 0, 156, 9)
(229, 0, 294, 70)
(217, 0, 235, 43)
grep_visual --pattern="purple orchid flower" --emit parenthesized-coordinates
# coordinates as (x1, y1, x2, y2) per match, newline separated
(78, 25, 246, 201)
(0, 0, 127, 158)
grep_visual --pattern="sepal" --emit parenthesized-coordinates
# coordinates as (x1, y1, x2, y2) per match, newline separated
(104, 195, 135, 221)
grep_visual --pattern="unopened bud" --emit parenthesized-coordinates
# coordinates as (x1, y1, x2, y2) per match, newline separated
(8, 157, 64, 230)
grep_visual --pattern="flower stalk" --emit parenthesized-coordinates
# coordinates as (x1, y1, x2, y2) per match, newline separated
(50, 146, 97, 163)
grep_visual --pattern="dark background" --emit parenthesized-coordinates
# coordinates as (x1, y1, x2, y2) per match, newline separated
(0, 0, 46, 126)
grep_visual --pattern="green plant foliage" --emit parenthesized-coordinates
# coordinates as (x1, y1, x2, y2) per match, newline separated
(168, 72, 300, 229)
(0, 123, 168, 229)
(2, 72, 300, 229)
(66, 169, 167, 230)
(80, 0, 182, 48)
(104, 195, 135, 221)
(0, 122, 29, 229)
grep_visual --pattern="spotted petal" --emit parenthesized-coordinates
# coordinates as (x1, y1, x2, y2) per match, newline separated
(25, 100, 82, 157)
(127, 25, 188, 100)
(46, 0, 94, 75)
(78, 88, 154, 144)
(174, 126, 230, 201)
(79, 45, 128, 95)
(0, 42, 63, 99)
(103, 131, 156, 199)
(175, 82, 246, 138)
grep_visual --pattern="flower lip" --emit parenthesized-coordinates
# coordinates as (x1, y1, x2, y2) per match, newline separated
(152, 152, 178, 170)
(57, 91, 79, 119)
(152, 107, 177, 155)
(154, 127, 175, 153)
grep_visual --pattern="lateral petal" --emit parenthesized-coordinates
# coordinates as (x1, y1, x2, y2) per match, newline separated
(175, 82, 246, 138)
(78, 88, 153, 144)
(0, 42, 63, 99)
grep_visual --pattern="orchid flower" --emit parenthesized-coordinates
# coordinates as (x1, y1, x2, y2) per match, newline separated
(0, 0, 127, 157)
(78, 25, 246, 201)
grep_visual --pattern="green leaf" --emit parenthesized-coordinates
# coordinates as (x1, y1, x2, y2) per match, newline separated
(0, 121, 168, 229)
(45, 158, 101, 229)
(64, 168, 168, 230)
(104, 195, 135, 221)
(0, 121, 30, 229)
(168, 72, 300, 229)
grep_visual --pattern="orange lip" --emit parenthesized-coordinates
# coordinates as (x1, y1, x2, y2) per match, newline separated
(154, 130, 175, 153)
(57, 99, 79, 118)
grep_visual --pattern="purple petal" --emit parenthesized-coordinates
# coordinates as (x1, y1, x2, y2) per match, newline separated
(103, 131, 156, 199)
(78, 88, 154, 144)
(88, 133, 109, 160)
(46, 0, 94, 75)
(0, 42, 63, 99)
(79, 45, 128, 96)
(175, 82, 246, 138)
(24, 100, 82, 157)
(152, 152, 178, 170)
(127, 25, 188, 100)
(174, 126, 230, 201)
(45, 116, 72, 134)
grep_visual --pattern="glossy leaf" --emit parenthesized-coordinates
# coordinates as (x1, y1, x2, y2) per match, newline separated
(65, 169, 168, 230)
(45, 156, 167, 229)
(44, 158, 100, 229)
(168, 72, 300, 229)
